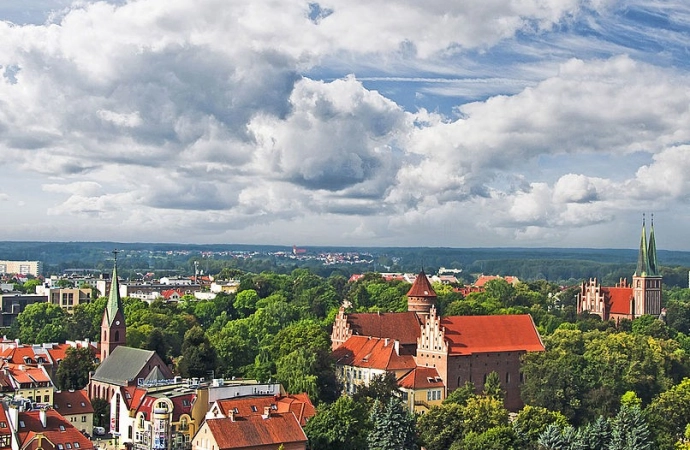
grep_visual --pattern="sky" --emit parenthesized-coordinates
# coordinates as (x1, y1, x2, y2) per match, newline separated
(0, 1, 689, 249)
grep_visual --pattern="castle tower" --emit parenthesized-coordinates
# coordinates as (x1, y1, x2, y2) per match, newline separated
(632, 214, 662, 317)
(407, 270, 437, 317)
(100, 250, 126, 361)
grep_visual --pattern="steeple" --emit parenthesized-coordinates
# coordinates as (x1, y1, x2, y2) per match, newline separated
(105, 251, 124, 327)
(635, 214, 649, 277)
(647, 214, 658, 276)
(101, 250, 126, 361)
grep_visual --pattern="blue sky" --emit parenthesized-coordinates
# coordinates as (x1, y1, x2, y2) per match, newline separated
(0, 0, 689, 249)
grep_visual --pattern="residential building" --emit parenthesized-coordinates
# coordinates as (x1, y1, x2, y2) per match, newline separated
(36, 288, 92, 313)
(193, 410, 307, 450)
(397, 366, 445, 413)
(1, 364, 55, 404)
(53, 390, 94, 435)
(0, 295, 48, 327)
(0, 261, 43, 277)
(10, 406, 95, 450)
(206, 393, 315, 426)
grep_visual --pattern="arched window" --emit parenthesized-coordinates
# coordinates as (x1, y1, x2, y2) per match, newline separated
(114, 330, 120, 342)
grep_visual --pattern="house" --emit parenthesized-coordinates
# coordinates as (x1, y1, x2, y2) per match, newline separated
(474, 275, 520, 288)
(10, 407, 95, 450)
(206, 393, 315, 426)
(397, 366, 445, 413)
(53, 390, 94, 436)
(193, 410, 307, 450)
(578, 217, 662, 322)
(1, 364, 55, 405)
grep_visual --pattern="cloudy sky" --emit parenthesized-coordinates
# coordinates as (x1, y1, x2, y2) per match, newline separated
(0, 0, 688, 249)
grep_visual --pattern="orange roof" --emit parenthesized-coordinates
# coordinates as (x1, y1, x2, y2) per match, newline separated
(474, 275, 520, 288)
(332, 336, 417, 371)
(441, 315, 544, 356)
(205, 413, 307, 449)
(347, 311, 421, 345)
(53, 390, 94, 416)
(406, 271, 437, 298)
(0, 404, 12, 445)
(215, 394, 315, 426)
(18, 409, 95, 450)
(602, 286, 633, 315)
(397, 367, 444, 390)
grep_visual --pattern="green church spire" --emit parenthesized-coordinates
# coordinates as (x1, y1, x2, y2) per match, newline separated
(647, 214, 658, 276)
(106, 249, 124, 326)
(635, 214, 648, 277)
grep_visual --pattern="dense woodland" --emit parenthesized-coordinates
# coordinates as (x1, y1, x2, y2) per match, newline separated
(7, 265, 690, 449)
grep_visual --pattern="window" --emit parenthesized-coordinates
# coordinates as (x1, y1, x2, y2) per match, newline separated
(57, 445, 64, 450)
(44, 395, 50, 403)
(250, 406, 257, 412)
(0, 422, 6, 428)
(81, 416, 86, 422)
(74, 443, 80, 448)
(506, 372, 511, 384)
(66, 443, 72, 449)
(59, 425, 65, 431)
(19, 421, 25, 428)
(0, 435, 11, 447)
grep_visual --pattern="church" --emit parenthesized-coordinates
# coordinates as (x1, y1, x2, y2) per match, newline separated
(88, 253, 173, 402)
(577, 216, 662, 322)
(331, 270, 545, 411)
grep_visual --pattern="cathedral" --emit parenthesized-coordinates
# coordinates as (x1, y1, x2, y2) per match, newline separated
(577, 216, 662, 322)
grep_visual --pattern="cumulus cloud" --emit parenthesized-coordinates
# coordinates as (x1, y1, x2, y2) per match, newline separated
(0, 0, 689, 247)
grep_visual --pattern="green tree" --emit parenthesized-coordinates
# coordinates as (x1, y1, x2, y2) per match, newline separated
(368, 398, 418, 450)
(483, 371, 504, 400)
(275, 347, 321, 401)
(512, 405, 568, 449)
(234, 289, 259, 317)
(353, 372, 400, 406)
(416, 404, 465, 450)
(55, 346, 95, 390)
(646, 377, 690, 449)
(177, 326, 217, 378)
(443, 381, 476, 406)
(304, 396, 370, 450)
(16, 302, 68, 343)
(608, 404, 652, 450)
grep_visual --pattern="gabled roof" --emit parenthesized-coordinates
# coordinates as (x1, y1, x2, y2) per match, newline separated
(440, 315, 544, 356)
(215, 394, 315, 426)
(406, 271, 437, 298)
(332, 336, 416, 371)
(53, 390, 93, 416)
(347, 312, 421, 345)
(0, 403, 13, 445)
(397, 366, 444, 390)
(91, 347, 171, 385)
(17, 409, 94, 450)
(205, 413, 307, 449)
(602, 286, 633, 315)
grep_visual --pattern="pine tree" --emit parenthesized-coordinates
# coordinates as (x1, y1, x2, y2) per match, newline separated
(577, 416, 610, 450)
(538, 423, 573, 450)
(368, 397, 419, 450)
(608, 404, 652, 450)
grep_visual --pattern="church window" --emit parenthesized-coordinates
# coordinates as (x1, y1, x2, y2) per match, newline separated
(114, 331, 119, 341)
(506, 372, 511, 384)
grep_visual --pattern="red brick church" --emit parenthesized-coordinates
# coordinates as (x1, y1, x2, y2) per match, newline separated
(577, 216, 662, 322)
(331, 270, 544, 411)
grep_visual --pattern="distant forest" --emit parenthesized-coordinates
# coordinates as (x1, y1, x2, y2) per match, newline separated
(1, 241, 690, 288)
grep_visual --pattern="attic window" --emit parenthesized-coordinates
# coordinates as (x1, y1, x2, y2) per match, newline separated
(59, 425, 65, 431)
(182, 400, 190, 407)
(66, 443, 72, 449)
(250, 406, 257, 412)
(0, 421, 6, 428)
(57, 445, 64, 450)
(270, 404, 277, 410)
(80, 402, 85, 407)
(74, 443, 80, 448)
(67, 403, 72, 408)
(233, 408, 239, 414)
(19, 421, 25, 428)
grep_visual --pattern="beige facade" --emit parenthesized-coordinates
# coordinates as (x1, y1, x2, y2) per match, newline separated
(0, 261, 42, 277)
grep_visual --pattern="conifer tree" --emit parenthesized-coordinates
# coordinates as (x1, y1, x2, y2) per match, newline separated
(368, 398, 418, 450)
(608, 404, 652, 450)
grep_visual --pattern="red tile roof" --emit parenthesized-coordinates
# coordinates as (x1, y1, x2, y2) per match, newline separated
(215, 394, 315, 426)
(18, 409, 95, 450)
(406, 271, 437, 298)
(0, 404, 12, 447)
(205, 412, 307, 449)
(474, 275, 520, 287)
(440, 315, 544, 356)
(53, 390, 94, 416)
(397, 367, 444, 390)
(347, 312, 422, 345)
(332, 336, 417, 371)
(602, 286, 633, 315)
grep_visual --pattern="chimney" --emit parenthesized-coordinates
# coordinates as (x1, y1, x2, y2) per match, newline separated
(262, 406, 270, 419)
(7, 406, 18, 431)
(394, 340, 400, 355)
(228, 411, 235, 422)
(14, 339, 19, 349)
(384, 338, 389, 347)
(39, 408, 47, 428)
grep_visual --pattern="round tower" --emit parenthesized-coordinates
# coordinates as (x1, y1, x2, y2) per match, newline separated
(407, 270, 437, 317)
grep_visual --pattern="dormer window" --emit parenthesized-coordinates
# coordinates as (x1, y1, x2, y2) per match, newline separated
(19, 421, 25, 428)
(59, 425, 65, 431)
(57, 445, 64, 450)
(66, 443, 72, 449)
(67, 403, 72, 408)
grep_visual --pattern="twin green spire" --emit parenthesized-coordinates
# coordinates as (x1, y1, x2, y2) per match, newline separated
(635, 214, 659, 277)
